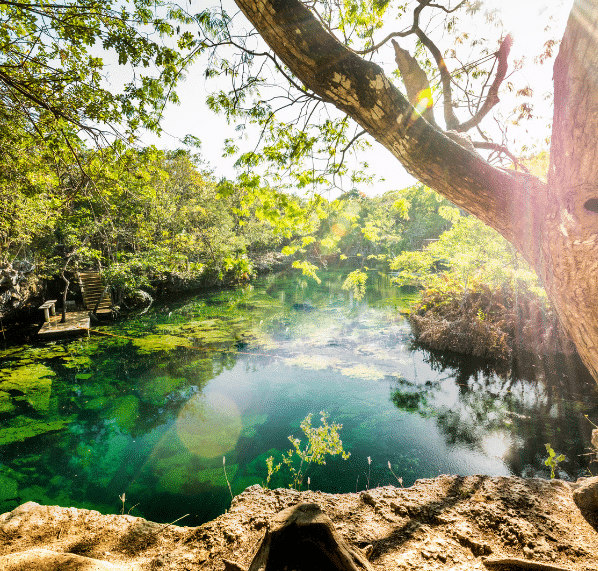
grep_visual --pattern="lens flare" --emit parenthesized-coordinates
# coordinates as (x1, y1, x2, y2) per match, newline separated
(176, 391, 242, 458)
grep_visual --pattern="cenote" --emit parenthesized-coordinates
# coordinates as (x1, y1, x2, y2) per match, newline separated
(1, 270, 597, 526)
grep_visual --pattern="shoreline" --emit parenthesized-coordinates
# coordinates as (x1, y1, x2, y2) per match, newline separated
(2, 475, 598, 570)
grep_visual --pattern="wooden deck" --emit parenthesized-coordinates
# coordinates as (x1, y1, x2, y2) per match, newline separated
(38, 311, 90, 339)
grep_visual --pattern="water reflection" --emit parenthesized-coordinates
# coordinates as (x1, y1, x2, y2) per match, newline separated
(0, 270, 597, 526)
(391, 344, 598, 479)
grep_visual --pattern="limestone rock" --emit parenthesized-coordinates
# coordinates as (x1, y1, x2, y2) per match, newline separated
(0, 548, 127, 570)
(572, 475, 598, 524)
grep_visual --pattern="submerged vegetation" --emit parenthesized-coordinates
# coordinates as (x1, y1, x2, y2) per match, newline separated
(0, 270, 596, 525)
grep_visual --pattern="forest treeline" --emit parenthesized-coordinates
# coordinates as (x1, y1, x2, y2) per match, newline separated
(1, 140, 569, 359)
(1, 140, 455, 304)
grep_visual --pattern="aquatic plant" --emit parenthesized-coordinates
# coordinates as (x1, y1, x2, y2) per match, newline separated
(0, 363, 55, 414)
(132, 334, 193, 354)
(0, 418, 72, 446)
(544, 443, 566, 479)
(266, 411, 350, 491)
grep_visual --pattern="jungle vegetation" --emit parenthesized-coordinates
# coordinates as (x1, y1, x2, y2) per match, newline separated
(0, 0, 589, 372)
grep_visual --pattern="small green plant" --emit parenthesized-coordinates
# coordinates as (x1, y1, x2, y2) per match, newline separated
(117, 493, 139, 515)
(544, 443, 566, 479)
(265, 454, 281, 487)
(265, 411, 350, 491)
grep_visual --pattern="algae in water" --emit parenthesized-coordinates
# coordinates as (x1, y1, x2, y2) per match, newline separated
(132, 334, 193, 354)
(0, 418, 72, 446)
(0, 363, 55, 414)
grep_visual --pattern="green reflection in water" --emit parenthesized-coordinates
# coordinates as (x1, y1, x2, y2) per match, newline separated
(0, 270, 596, 526)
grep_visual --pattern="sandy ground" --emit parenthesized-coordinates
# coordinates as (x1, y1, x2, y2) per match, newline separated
(1, 475, 597, 570)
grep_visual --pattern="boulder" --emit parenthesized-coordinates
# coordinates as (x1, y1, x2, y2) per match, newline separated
(572, 476, 598, 525)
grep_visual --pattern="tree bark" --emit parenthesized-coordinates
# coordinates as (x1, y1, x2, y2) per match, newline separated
(232, 0, 598, 382)
(240, 503, 372, 571)
(544, 0, 598, 381)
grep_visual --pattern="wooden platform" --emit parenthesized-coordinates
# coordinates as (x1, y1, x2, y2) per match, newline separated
(38, 311, 90, 339)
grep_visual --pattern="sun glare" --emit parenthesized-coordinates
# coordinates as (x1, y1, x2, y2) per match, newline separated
(498, 0, 573, 55)
(481, 433, 511, 459)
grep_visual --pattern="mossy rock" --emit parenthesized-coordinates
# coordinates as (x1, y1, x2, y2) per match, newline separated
(0, 418, 72, 446)
(132, 334, 193, 354)
(0, 363, 55, 413)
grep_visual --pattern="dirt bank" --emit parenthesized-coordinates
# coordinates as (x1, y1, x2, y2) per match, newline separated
(1, 475, 597, 570)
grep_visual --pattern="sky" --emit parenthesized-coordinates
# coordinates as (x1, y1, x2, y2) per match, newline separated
(138, 0, 574, 197)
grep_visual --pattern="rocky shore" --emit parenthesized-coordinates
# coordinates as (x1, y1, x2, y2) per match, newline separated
(1, 475, 597, 570)
(0, 262, 42, 323)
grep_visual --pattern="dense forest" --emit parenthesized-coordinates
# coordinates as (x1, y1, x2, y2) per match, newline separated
(1, 133, 567, 362)
(0, 0, 592, 373)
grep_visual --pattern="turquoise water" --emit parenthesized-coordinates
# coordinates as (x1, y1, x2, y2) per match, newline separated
(1, 270, 597, 525)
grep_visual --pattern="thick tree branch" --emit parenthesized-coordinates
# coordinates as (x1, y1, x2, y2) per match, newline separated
(232, 0, 546, 268)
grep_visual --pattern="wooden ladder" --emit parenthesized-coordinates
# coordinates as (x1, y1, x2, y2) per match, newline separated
(77, 272, 112, 314)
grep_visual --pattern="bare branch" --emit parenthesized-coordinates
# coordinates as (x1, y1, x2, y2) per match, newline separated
(424, 1, 467, 14)
(414, 27, 460, 129)
(456, 34, 513, 132)
(392, 40, 437, 126)
(473, 141, 529, 172)
(333, 128, 366, 174)
(352, 0, 433, 55)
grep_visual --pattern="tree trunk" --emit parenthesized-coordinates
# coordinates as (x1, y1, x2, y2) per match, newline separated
(232, 0, 598, 382)
(225, 503, 372, 571)
(60, 271, 69, 323)
(544, 0, 598, 381)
